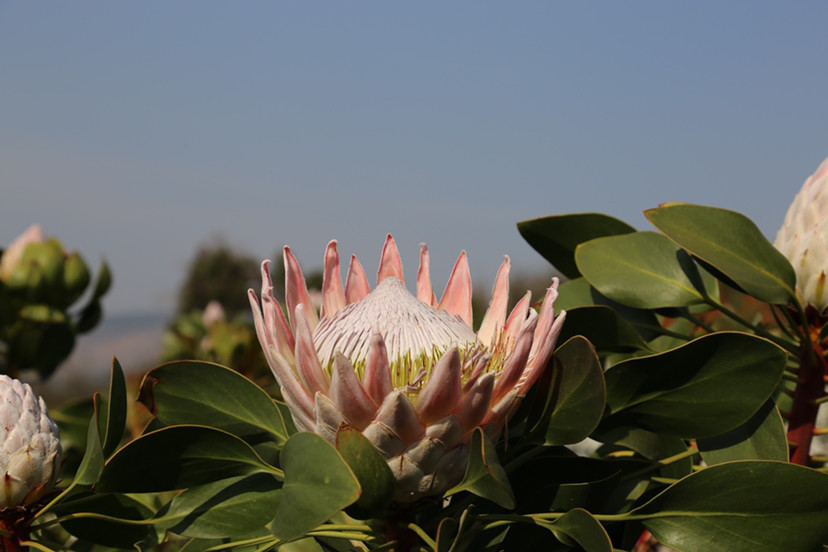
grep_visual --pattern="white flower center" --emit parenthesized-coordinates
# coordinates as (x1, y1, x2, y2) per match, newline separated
(313, 278, 480, 389)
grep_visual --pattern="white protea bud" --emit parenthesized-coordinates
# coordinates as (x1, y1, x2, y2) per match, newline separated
(250, 235, 565, 503)
(0, 375, 62, 508)
(775, 156, 828, 312)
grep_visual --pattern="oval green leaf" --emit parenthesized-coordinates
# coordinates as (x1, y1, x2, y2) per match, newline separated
(138, 360, 289, 446)
(576, 232, 715, 309)
(603, 332, 786, 438)
(335, 426, 395, 515)
(102, 358, 127, 457)
(645, 204, 796, 304)
(157, 473, 281, 538)
(97, 425, 274, 493)
(697, 399, 788, 464)
(518, 213, 636, 278)
(446, 428, 515, 509)
(270, 432, 360, 541)
(57, 492, 155, 549)
(546, 508, 612, 552)
(557, 305, 651, 353)
(634, 461, 828, 552)
(530, 336, 606, 446)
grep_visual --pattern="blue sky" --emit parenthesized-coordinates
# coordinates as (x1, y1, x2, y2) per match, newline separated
(2, 2, 827, 315)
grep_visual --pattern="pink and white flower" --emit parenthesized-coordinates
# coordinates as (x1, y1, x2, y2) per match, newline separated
(249, 235, 565, 502)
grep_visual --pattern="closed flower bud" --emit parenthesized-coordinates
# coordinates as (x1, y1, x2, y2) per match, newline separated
(0, 225, 44, 283)
(0, 375, 62, 508)
(775, 156, 828, 312)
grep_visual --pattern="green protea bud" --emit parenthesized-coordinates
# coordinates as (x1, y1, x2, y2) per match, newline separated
(6, 240, 65, 304)
(0, 225, 44, 284)
(775, 156, 828, 312)
(0, 375, 62, 508)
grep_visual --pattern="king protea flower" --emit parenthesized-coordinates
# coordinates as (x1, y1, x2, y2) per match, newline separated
(249, 235, 565, 502)
(775, 155, 828, 313)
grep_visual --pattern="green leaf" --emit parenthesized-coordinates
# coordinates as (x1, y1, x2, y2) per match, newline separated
(530, 336, 606, 446)
(97, 425, 275, 493)
(157, 473, 281, 538)
(546, 508, 612, 552)
(518, 213, 636, 278)
(576, 232, 717, 308)
(697, 399, 788, 464)
(335, 427, 395, 515)
(102, 358, 128, 457)
(138, 360, 289, 446)
(446, 428, 515, 509)
(645, 204, 796, 304)
(74, 412, 105, 486)
(596, 428, 693, 480)
(270, 432, 360, 541)
(557, 305, 651, 353)
(603, 332, 786, 438)
(634, 461, 828, 552)
(557, 277, 662, 341)
(57, 492, 155, 549)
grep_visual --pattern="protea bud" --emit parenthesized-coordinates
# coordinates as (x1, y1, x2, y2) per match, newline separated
(250, 235, 565, 503)
(0, 225, 44, 284)
(0, 375, 62, 508)
(774, 156, 828, 313)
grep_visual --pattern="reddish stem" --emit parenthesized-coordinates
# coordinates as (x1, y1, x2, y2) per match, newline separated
(788, 340, 828, 465)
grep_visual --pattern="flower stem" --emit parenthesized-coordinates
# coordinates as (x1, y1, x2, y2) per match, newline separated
(788, 339, 828, 465)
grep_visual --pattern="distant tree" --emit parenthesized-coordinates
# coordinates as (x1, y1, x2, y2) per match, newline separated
(177, 243, 260, 318)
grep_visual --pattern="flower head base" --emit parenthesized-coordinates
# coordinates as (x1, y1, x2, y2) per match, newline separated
(249, 235, 565, 502)
(0, 375, 62, 508)
(775, 156, 828, 313)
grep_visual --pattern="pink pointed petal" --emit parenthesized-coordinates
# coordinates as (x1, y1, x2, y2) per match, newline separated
(252, 261, 296, 358)
(491, 320, 535, 404)
(416, 243, 437, 306)
(453, 373, 495, 432)
(528, 279, 560, 361)
(477, 256, 511, 346)
(345, 255, 371, 304)
(283, 390, 316, 432)
(504, 291, 532, 345)
(377, 234, 404, 284)
(314, 392, 345, 444)
(261, 344, 315, 430)
(519, 310, 566, 397)
(437, 252, 473, 327)
(375, 390, 425, 444)
(463, 353, 492, 392)
(330, 353, 377, 430)
(320, 241, 347, 319)
(293, 304, 330, 395)
(416, 347, 462, 425)
(284, 246, 319, 330)
(482, 387, 519, 431)
(364, 331, 393, 406)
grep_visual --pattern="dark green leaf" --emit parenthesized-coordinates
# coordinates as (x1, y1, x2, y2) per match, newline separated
(546, 508, 612, 552)
(697, 399, 788, 464)
(97, 425, 275, 493)
(557, 305, 651, 352)
(270, 432, 360, 540)
(530, 336, 606, 445)
(335, 427, 395, 515)
(138, 360, 289, 446)
(57, 492, 154, 549)
(157, 473, 281, 538)
(518, 213, 636, 278)
(596, 428, 693, 480)
(446, 428, 515, 509)
(645, 204, 796, 304)
(603, 332, 786, 438)
(74, 412, 104, 486)
(576, 232, 716, 308)
(102, 358, 128, 457)
(634, 461, 828, 552)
